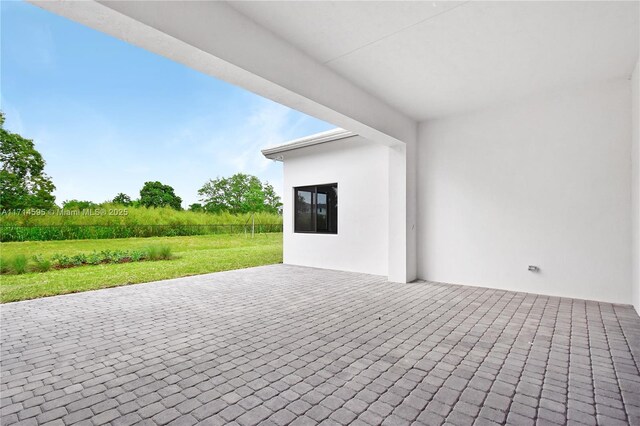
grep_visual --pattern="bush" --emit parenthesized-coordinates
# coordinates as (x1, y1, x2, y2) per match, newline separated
(146, 245, 172, 261)
(87, 252, 103, 265)
(51, 253, 86, 268)
(130, 250, 146, 262)
(0, 258, 10, 274)
(2, 247, 175, 275)
(8, 255, 29, 274)
(158, 246, 172, 260)
(31, 255, 52, 273)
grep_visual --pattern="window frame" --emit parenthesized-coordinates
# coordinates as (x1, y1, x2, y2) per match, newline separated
(294, 183, 338, 234)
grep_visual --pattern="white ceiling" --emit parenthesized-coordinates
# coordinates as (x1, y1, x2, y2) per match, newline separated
(229, 1, 640, 121)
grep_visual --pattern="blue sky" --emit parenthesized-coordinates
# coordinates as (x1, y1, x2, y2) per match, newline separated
(1, 1, 334, 207)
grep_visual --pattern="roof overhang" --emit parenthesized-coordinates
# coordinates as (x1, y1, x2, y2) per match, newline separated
(262, 128, 356, 161)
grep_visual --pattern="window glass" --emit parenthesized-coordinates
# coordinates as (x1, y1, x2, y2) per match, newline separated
(294, 184, 337, 234)
(328, 185, 338, 234)
(316, 192, 328, 231)
(295, 189, 314, 232)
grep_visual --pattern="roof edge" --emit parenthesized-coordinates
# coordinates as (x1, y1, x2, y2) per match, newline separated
(262, 128, 356, 160)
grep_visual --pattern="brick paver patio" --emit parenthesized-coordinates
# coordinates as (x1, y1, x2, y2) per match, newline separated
(2, 264, 640, 426)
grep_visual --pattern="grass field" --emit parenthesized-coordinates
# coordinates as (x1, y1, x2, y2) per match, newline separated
(0, 233, 282, 303)
(0, 206, 283, 242)
(0, 206, 282, 226)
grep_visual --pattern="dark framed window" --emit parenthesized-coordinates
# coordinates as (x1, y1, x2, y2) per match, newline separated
(294, 184, 338, 234)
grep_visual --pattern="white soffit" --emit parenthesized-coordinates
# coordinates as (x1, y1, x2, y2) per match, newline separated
(230, 1, 640, 121)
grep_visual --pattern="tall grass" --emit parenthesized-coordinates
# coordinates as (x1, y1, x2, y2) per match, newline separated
(0, 204, 282, 227)
(6, 255, 28, 275)
(0, 205, 282, 242)
(31, 256, 52, 273)
(146, 245, 173, 261)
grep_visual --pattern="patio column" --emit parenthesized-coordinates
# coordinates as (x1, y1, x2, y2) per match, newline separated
(388, 138, 417, 283)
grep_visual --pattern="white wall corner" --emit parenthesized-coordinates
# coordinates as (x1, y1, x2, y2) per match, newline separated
(388, 135, 418, 283)
(632, 58, 640, 314)
(417, 79, 632, 304)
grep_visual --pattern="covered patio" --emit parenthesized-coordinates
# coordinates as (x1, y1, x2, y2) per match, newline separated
(2, 265, 639, 425)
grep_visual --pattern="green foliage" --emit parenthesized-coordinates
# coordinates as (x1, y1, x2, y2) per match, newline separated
(7, 255, 28, 274)
(62, 199, 99, 210)
(2, 246, 175, 275)
(31, 255, 52, 273)
(0, 205, 282, 241)
(262, 183, 282, 215)
(146, 245, 160, 261)
(112, 193, 132, 205)
(0, 112, 56, 210)
(189, 203, 204, 212)
(198, 173, 282, 214)
(52, 253, 87, 267)
(130, 249, 146, 262)
(140, 181, 182, 210)
(86, 252, 104, 265)
(146, 245, 172, 261)
(159, 245, 172, 259)
(52, 250, 131, 268)
(0, 205, 281, 226)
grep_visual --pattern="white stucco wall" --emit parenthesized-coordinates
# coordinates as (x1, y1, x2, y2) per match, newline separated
(388, 139, 418, 283)
(282, 136, 389, 276)
(632, 60, 640, 312)
(418, 78, 632, 304)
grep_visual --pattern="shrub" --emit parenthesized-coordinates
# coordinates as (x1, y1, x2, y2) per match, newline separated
(72, 254, 87, 266)
(146, 246, 160, 261)
(146, 245, 172, 260)
(110, 250, 130, 263)
(11, 247, 174, 275)
(0, 258, 9, 274)
(158, 246, 172, 260)
(51, 253, 83, 268)
(8, 255, 29, 274)
(99, 250, 116, 263)
(86, 252, 103, 265)
(130, 250, 146, 262)
(31, 255, 52, 273)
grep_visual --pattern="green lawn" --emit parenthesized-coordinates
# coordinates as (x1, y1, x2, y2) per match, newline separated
(0, 233, 282, 303)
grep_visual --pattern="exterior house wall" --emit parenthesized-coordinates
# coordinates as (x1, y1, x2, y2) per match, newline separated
(417, 78, 632, 304)
(633, 59, 640, 312)
(281, 135, 389, 276)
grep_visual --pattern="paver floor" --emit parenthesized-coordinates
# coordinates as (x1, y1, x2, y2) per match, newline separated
(2, 264, 640, 426)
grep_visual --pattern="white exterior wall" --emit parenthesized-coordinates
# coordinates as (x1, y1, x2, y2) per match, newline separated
(388, 139, 418, 283)
(632, 60, 640, 312)
(418, 78, 632, 304)
(282, 136, 389, 276)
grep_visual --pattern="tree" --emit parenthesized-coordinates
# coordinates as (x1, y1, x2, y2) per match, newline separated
(139, 181, 182, 210)
(0, 112, 56, 210)
(262, 182, 283, 215)
(62, 200, 99, 210)
(198, 173, 282, 214)
(189, 203, 204, 212)
(112, 193, 131, 205)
